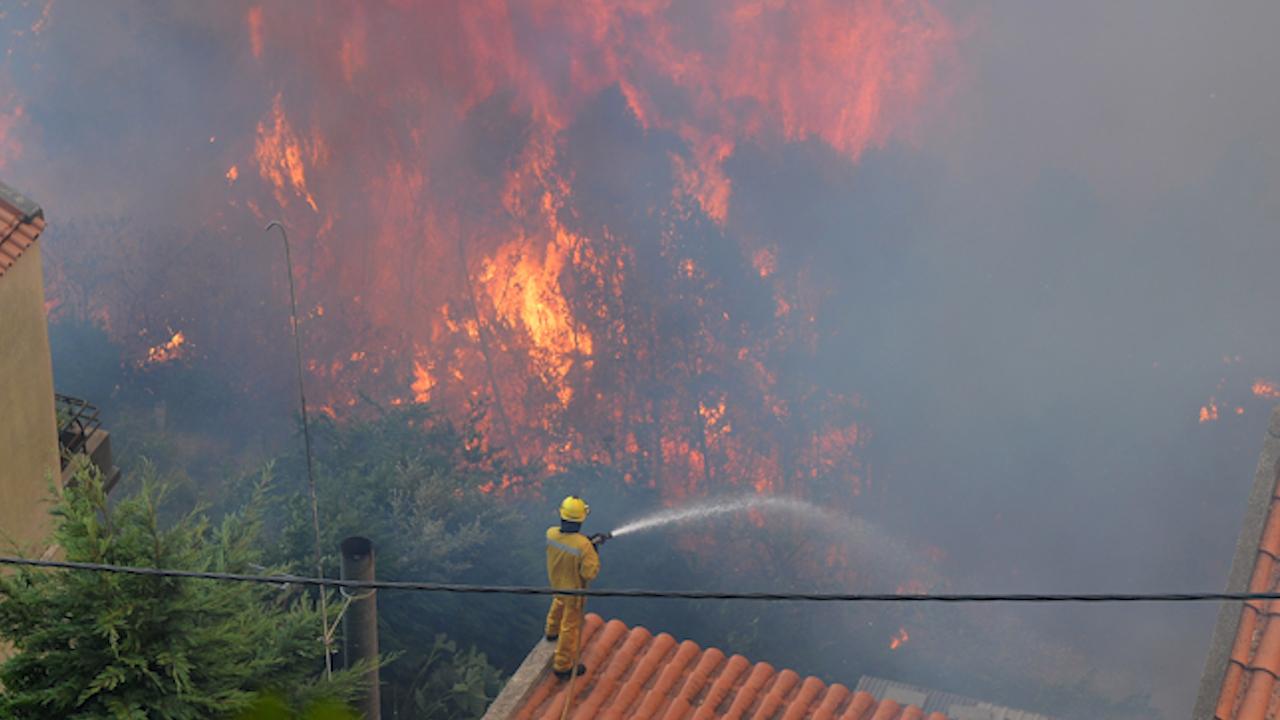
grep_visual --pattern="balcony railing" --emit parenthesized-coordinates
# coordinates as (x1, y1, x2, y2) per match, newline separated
(55, 393, 102, 467)
(54, 393, 118, 492)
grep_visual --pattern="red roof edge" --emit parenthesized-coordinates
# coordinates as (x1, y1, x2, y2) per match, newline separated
(1194, 406, 1280, 719)
(0, 179, 45, 279)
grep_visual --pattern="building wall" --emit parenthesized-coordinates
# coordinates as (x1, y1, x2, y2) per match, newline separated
(0, 242, 61, 554)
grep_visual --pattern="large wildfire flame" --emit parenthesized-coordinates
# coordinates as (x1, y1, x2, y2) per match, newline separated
(15, 2, 955, 518)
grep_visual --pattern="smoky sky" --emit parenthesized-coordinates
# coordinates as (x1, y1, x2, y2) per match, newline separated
(837, 2, 1280, 715)
(3, 1, 1280, 717)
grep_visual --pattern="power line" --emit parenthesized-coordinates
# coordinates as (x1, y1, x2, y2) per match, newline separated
(0, 555, 1271, 604)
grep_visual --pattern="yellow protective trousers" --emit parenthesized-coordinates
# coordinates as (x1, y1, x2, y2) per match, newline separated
(544, 594, 585, 672)
(544, 527, 599, 673)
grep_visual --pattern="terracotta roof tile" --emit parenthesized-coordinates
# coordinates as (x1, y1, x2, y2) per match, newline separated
(1201, 408, 1280, 719)
(809, 682, 850, 719)
(1260, 511, 1280, 558)
(781, 676, 824, 720)
(1239, 670, 1275, 719)
(842, 692, 876, 719)
(0, 180, 45, 279)
(868, 699, 901, 720)
(504, 614, 953, 720)
(728, 661, 772, 716)
(692, 653, 749, 720)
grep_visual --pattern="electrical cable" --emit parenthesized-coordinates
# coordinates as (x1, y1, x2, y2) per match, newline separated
(1, 555, 1274, 604)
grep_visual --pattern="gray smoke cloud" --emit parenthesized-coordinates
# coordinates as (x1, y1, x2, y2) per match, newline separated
(823, 2, 1280, 715)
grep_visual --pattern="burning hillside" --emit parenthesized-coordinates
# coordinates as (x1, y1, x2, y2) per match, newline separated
(9, 0, 954, 507)
(11, 3, 1280, 716)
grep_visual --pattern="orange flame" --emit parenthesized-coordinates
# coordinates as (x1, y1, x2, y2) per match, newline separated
(1253, 380, 1280, 399)
(477, 178, 596, 408)
(254, 93, 326, 212)
(30, 1, 54, 35)
(889, 627, 910, 650)
(752, 248, 777, 279)
(35, 0, 949, 507)
(411, 359, 436, 404)
(140, 330, 188, 367)
(1199, 398, 1219, 423)
(672, 142, 733, 223)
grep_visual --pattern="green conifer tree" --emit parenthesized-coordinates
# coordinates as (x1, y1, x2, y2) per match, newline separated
(0, 461, 363, 719)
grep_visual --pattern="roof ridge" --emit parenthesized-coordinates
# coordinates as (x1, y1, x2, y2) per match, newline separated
(0, 180, 45, 278)
(0, 179, 43, 223)
(1194, 406, 1280, 719)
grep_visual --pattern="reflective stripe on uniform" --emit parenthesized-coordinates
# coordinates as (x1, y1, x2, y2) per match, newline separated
(547, 537, 583, 557)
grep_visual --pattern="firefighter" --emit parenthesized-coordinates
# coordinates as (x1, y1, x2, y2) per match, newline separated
(544, 495, 602, 679)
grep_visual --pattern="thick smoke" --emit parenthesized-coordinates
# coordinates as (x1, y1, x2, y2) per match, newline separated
(3, 1, 1280, 717)
(849, 3, 1280, 715)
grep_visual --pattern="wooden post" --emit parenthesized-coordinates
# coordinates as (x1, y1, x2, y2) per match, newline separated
(340, 536, 380, 719)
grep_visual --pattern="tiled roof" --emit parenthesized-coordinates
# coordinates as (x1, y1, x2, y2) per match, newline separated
(1196, 407, 1280, 719)
(498, 613, 952, 720)
(0, 180, 45, 278)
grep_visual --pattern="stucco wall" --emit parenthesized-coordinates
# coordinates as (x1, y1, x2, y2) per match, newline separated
(0, 242, 61, 554)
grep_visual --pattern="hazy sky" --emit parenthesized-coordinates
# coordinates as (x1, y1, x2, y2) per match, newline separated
(849, 2, 1280, 714)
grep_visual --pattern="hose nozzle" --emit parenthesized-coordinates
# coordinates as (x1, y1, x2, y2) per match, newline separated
(589, 532, 612, 547)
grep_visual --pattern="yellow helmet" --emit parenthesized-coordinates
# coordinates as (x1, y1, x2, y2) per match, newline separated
(558, 495, 589, 522)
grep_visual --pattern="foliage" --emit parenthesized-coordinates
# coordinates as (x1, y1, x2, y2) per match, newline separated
(46, 314, 280, 523)
(268, 405, 531, 718)
(391, 635, 504, 720)
(236, 695, 357, 720)
(0, 460, 363, 719)
(272, 404, 528, 580)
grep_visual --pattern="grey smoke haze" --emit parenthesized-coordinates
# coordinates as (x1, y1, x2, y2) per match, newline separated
(834, 2, 1280, 715)
(2, 1, 1279, 717)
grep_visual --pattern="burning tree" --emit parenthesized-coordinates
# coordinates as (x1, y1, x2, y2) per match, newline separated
(28, 0, 951, 517)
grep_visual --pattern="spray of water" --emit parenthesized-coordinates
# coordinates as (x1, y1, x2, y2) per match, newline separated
(608, 494, 927, 582)
(611, 495, 831, 537)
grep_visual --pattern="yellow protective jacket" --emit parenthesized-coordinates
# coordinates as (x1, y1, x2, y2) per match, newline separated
(545, 527, 600, 591)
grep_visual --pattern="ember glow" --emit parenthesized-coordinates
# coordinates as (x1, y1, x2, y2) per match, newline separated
(140, 330, 188, 367)
(1198, 398, 1219, 424)
(1253, 380, 1280, 399)
(889, 626, 910, 650)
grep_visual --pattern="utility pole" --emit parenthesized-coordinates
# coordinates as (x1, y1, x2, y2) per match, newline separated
(340, 536, 381, 719)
